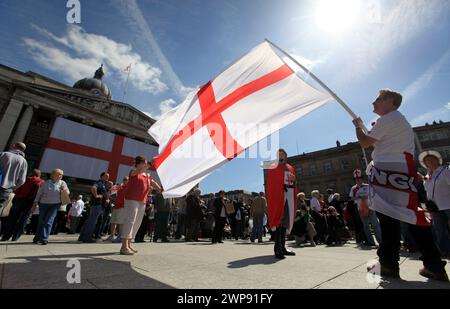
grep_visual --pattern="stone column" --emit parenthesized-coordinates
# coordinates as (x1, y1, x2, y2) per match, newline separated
(0, 98, 24, 151)
(10, 105, 35, 146)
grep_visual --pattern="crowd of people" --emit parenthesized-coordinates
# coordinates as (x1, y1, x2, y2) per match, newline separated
(0, 147, 448, 261)
(0, 86, 449, 283)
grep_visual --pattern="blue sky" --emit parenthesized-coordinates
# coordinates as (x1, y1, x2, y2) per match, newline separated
(1, 0, 449, 194)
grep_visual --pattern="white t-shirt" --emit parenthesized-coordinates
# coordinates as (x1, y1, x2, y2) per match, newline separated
(367, 111, 415, 162)
(310, 197, 321, 213)
(424, 166, 450, 211)
(350, 184, 369, 205)
(327, 194, 335, 204)
(220, 204, 226, 218)
(69, 200, 85, 217)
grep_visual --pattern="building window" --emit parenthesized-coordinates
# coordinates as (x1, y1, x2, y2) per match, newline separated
(298, 183, 306, 193)
(345, 183, 354, 195)
(36, 115, 51, 129)
(341, 159, 349, 171)
(441, 147, 450, 160)
(25, 143, 42, 157)
(27, 160, 36, 171)
(431, 132, 440, 140)
(323, 161, 332, 174)
(360, 155, 367, 169)
(310, 164, 317, 176)
(420, 133, 430, 141)
(296, 166, 303, 177)
(311, 183, 320, 191)
(327, 183, 336, 191)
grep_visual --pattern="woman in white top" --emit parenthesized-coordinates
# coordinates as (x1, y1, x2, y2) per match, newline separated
(421, 150, 450, 258)
(32, 169, 70, 245)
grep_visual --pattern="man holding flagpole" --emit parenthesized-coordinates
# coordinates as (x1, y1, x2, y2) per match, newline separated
(353, 89, 448, 282)
(266, 149, 297, 259)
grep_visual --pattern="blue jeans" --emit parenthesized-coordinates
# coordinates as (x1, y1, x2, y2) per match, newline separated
(2, 197, 33, 241)
(33, 203, 60, 242)
(251, 215, 264, 241)
(79, 204, 104, 241)
(0, 188, 12, 234)
(432, 209, 450, 255)
(361, 210, 382, 245)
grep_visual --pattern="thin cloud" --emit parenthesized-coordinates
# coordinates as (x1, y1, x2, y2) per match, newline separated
(403, 49, 450, 103)
(336, 0, 450, 84)
(22, 38, 98, 81)
(159, 98, 178, 115)
(288, 48, 326, 70)
(23, 24, 168, 95)
(144, 98, 178, 120)
(112, 0, 190, 99)
(410, 104, 450, 127)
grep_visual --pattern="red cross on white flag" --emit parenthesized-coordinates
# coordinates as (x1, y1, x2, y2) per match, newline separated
(40, 118, 159, 184)
(149, 41, 333, 197)
(124, 64, 132, 72)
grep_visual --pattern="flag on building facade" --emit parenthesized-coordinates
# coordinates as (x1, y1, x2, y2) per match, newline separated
(40, 117, 159, 184)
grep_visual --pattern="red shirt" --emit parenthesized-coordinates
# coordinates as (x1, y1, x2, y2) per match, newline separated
(115, 184, 127, 209)
(14, 176, 44, 199)
(124, 172, 152, 203)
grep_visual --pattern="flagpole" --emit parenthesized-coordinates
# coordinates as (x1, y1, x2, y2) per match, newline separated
(265, 39, 369, 166)
(122, 65, 132, 104)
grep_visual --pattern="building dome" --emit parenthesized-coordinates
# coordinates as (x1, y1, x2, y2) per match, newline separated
(73, 65, 112, 99)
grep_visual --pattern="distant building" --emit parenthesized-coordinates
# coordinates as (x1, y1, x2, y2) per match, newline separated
(0, 63, 158, 197)
(414, 120, 450, 173)
(200, 189, 258, 204)
(286, 141, 371, 200)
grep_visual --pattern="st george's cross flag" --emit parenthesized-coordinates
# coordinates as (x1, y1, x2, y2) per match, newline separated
(40, 117, 160, 184)
(149, 41, 333, 197)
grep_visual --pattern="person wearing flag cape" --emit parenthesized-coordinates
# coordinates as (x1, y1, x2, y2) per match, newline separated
(265, 149, 298, 259)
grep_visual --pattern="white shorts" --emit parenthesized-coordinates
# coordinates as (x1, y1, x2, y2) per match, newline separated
(111, 208, 125, 224)
(121, 200, 146, 240)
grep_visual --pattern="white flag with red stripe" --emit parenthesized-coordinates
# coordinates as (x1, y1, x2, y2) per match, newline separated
(40, 118, 159, 184)
(149, 41, 333, 197)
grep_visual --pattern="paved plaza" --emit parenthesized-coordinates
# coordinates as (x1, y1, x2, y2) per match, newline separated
(0, 235, 449, 289)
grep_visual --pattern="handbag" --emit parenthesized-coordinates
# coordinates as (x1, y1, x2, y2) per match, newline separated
(60, 183, 71, 205)
(358, 199, 370, 217)
(0, 193, 15, 217)
(225, 200, 235, 215)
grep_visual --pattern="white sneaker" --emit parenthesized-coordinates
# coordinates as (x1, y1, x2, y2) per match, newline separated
(104, 236, 113, 242)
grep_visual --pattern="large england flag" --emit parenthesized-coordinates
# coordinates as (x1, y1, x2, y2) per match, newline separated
(40, 117, 159, 184)
(149, 41, 333, 197)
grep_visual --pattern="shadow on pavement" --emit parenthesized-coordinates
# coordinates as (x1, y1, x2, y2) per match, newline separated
(227, 255, 282, 268)
(233, 242, 273, 246)
(379, 278, 450, 289)
(1, 253, 174, 289)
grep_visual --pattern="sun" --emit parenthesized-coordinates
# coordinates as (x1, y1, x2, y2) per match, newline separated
(315, 0, 361, 34)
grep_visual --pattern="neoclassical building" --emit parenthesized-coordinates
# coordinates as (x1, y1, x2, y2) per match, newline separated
(0, 63, 158, 194)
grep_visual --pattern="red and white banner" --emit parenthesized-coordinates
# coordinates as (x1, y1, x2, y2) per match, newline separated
(149, 41, 333, 197)
(368, 153, 431, 226)
(40, 118, 159, 184)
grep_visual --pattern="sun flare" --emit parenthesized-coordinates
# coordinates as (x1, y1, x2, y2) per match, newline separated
(315, 0, 361, 34)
